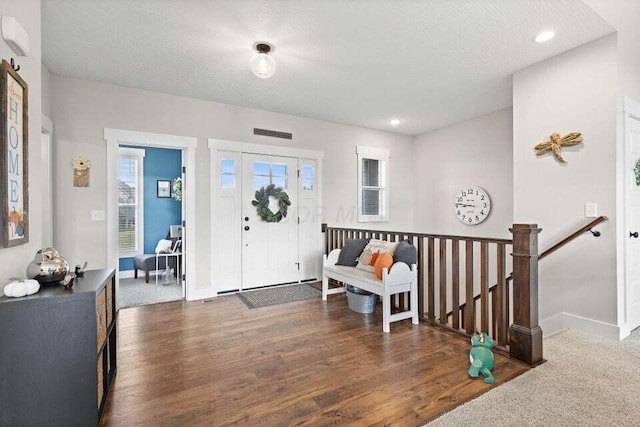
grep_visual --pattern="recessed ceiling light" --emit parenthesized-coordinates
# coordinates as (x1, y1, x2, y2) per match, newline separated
(534, 31, 555, 43)
(389, 118, 401, 126)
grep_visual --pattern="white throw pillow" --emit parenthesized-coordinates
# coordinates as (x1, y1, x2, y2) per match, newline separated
(155, 239, 173, 254)
(355, 239, 399, 272)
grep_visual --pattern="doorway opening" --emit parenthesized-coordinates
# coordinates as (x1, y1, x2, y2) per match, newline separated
(116, 145, 184, 308)
(105, 129, 197, 308)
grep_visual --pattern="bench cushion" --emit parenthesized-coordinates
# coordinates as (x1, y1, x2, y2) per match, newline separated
(324, 264, 383, 288)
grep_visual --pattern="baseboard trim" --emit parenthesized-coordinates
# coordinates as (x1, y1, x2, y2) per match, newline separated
(186, 287, 217, 302)
(540, 313, 567, 338)
(540, 312, 621, 340)
(119, 270, 135, 279)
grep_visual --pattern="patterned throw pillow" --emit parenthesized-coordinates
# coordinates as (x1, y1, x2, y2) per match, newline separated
(355, 239, 400, 272)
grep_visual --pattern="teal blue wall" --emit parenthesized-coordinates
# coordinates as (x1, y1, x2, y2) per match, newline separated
(119, 146, 182, 271)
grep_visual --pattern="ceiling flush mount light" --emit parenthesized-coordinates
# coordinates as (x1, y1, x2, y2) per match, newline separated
(250, 42, 276, 79)
(534, 31, 555, 43)
(389, 118, 401, 126)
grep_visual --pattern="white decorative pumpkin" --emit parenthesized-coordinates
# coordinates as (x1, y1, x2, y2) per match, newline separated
(3, 279, 40, 298)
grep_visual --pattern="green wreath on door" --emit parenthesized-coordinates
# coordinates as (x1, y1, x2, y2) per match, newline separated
(252, 184, 291, 223)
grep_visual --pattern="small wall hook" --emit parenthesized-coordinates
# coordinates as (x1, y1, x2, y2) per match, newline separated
(588, 228, 601, 237)
(9, 58, 20, 72)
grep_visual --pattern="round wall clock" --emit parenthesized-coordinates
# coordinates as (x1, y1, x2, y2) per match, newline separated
(454, 186, 491, 225)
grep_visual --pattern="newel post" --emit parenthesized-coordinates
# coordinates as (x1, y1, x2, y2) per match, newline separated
(509, 224, 543, 366)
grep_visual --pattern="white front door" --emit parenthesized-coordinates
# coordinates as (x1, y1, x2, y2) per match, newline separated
(625, 98, 640, 330)
(241, 153, 299, 289)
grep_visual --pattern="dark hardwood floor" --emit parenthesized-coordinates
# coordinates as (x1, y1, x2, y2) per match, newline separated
(101, 292, 527, 426)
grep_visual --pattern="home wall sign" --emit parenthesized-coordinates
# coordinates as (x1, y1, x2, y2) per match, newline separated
(1, 59, 28, 247)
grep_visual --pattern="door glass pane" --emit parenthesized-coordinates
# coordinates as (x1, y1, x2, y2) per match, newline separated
(221, 159, 235, 174)
(362, 189, 380, 215)
(271, 164, 287, 177)
(303, 178, 313, 191)
(362, 158, 379, 187)
(272, 177, 287, 189)
(221, 174, 235, 188)
(253, 175, 270, 189)
(253, 162, 270, 176)
(302, 165, 313, 190)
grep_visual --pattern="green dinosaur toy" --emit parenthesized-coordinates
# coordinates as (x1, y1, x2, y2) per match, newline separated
(468, 332, 495, 384)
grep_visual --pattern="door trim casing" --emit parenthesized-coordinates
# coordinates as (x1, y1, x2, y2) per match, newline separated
(208, 138, 324, 297)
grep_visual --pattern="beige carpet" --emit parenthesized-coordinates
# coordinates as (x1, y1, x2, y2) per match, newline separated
(427, 329, 640, 426)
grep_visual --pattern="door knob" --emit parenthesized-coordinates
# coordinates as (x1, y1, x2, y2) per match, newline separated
(630, 231, 639, 239)
(245, 217, 249, 221)
(244, 226, 250, 231)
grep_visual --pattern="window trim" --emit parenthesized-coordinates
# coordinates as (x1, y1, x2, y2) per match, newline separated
(357, 146, 389, 222)
(118, 147, 145, 258)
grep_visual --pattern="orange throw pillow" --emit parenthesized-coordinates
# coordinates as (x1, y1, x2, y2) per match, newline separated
(369, 251, 380, 266)
(374, 253, 394, 280)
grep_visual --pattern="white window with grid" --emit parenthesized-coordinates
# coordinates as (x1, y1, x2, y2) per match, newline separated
(118, 147, 145, 256)
(357, 146, 389, 222)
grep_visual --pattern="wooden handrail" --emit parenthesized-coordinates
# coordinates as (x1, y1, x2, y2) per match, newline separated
(539, 215, 608, 260)
(448, 216, 609, 319)
(321, 225, 512, 245)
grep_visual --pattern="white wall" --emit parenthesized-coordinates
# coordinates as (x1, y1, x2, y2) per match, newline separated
(583, 0, 640, 101)
(513, 35, 618, 334)
(41, 62, 52, 119)
(49, 75, 414, 295)
(0, 0, 42, 296)
(412, 108, 513, 238)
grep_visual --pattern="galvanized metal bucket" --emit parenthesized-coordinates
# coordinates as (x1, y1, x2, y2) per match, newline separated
(346, 285, 377, 314)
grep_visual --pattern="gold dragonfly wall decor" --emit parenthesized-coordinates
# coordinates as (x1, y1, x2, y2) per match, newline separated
(534, 132, 583, 163)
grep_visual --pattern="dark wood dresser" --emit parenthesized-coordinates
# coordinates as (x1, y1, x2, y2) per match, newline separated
(0, 269, 116, 426)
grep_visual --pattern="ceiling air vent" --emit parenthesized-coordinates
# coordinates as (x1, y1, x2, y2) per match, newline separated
(253, 128, 292, 140)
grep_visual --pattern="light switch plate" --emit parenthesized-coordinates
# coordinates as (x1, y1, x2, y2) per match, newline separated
(585, 203, 598, 218)
(91, 210, 105, 221)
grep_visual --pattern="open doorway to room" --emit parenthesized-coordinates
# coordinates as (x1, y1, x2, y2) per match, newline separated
(105, 128, 197, 309)
(116, 145, 184, 308)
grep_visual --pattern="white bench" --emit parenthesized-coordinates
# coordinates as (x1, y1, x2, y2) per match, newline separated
(322, 248, 419, 333)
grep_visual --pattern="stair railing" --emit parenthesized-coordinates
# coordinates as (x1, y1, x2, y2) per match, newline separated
(321, 216, 606, 367)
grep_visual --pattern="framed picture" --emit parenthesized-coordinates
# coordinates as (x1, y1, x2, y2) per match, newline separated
(157, 180, 171, 198)
(1, 60, 28, 247)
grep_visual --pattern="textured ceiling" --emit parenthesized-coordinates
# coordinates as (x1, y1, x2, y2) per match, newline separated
(41, 0, 615, 135)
